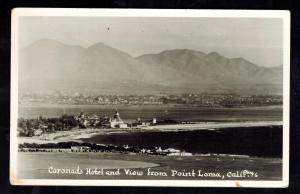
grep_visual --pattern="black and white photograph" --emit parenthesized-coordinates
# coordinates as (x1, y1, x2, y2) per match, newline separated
(10, 9, 290, 187)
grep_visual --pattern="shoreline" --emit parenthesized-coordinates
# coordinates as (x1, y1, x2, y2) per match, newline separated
(19, 102, 283, 109)
(18, 121, 282, 145)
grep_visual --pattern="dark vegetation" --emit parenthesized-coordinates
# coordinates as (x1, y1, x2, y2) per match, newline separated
(18, 114, 78, 137)
(19, 141, 165, 155)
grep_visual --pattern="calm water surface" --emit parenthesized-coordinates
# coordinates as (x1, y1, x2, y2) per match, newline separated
(81, 126, 282, 158)
(19, 105, 282, 122)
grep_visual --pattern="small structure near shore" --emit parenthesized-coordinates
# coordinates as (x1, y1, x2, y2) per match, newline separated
(167, 152, 193, 156)
(109, 111, 127, 128)
(71, 146, 91, 152)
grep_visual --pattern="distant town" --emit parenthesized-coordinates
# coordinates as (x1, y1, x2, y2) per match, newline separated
(20, 92, 282, 107)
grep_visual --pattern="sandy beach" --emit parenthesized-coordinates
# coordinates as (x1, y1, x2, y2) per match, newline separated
(145, 121, 283, 131)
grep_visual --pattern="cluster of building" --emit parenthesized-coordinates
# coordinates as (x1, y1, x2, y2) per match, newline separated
(68, 145, 193, 156)
(20, 92, 283, 107)
(68, 146, 190, 156)
(75, 111, 157, 129)
(20, 93, 164, 106)
(19, 111, 187, 156)
(140, 147, 193, 156)
(17, 110, 159, 137)
(161, 93, 283, 107)
(76, 111, 127, 128)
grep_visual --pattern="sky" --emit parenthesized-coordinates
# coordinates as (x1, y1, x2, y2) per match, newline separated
(19, 16, 283, 67)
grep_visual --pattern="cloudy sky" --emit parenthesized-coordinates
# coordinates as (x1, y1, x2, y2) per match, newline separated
(19, 16, 283, 67)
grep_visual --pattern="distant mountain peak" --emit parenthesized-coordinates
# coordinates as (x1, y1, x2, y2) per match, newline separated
(87, 42, 110, 50)
(87, 42, 132, 57)
(207, 51, 221, 57)
(19, 39, 283, 95)
(231, 57, 246, 61)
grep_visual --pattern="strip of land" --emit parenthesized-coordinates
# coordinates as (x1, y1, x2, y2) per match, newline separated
(18, 121, 282, 145)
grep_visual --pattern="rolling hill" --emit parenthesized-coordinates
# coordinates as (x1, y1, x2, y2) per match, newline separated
(18, 39, 283, 95)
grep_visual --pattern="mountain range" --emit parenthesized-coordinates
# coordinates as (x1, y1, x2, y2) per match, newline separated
(18, 39, 283, 95)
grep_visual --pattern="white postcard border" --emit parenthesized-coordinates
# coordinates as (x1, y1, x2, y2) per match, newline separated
(10, 8, 290, 187)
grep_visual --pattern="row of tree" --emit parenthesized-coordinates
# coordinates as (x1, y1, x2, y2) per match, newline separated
(18, 114, 78, 137)
(19, 142, 140, 153)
